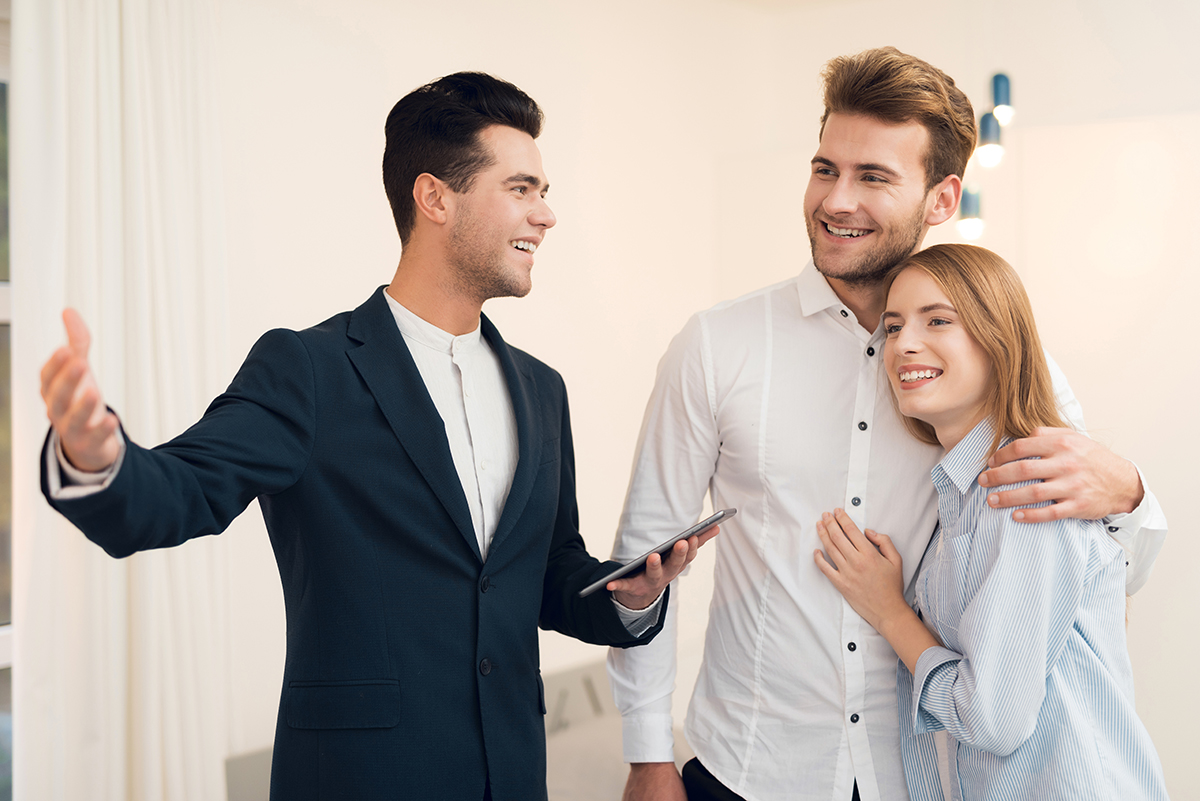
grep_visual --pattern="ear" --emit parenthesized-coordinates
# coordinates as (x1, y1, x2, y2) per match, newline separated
(412, 173, 450, 227)
(924, 174, 962, 227)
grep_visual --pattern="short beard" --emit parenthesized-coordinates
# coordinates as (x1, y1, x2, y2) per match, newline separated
(807, 206, 925, 288)
(446, 210, 530, 304)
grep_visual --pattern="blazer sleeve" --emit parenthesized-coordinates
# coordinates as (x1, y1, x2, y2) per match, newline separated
(536, 379, 668, 649)
(40, 328, 317, 558)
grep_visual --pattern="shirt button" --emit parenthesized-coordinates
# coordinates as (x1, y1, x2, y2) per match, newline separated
(840, 309, 849, 318)
(480, 576, 491, 593)
(866, 346, 875, 357)
(847, 642, 857, 652)
(479, 658, 492, 676)
(857, 421, 868, 431)
(850, 713, 860, 723)
(851, 497, 861, 506)
(1108, 525, 1119, 533)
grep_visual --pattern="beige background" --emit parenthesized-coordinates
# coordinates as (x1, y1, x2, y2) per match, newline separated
(201, 0, 1199, 795)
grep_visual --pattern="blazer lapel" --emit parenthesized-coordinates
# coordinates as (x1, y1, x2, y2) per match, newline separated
(481, 314, 542, 556)
(346, 288, 480, 560)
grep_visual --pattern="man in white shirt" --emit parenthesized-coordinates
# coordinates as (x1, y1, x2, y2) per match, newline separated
(609, 47, 1167, 801)
(39, 72, 707, 801)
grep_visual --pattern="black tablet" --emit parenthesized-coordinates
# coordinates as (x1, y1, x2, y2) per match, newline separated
(578, 508, 736, 598)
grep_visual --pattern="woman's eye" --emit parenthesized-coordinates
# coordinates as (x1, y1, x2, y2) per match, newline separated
(885, 323, 902, 335)
(930, 318, 951, 326)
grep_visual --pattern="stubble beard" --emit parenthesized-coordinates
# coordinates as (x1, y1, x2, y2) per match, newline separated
(807, 205, 926, 289)
(446, 208, 531, 305)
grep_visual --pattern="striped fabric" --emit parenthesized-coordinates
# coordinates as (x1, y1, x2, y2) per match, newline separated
(898, 419, 1169, 800)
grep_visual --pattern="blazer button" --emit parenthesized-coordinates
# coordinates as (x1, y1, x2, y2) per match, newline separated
(480, 576, 491, 593)
(479, 658, 492, 676)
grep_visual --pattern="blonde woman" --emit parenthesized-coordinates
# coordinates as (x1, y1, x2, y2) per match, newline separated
(815, 244, 1168, 800)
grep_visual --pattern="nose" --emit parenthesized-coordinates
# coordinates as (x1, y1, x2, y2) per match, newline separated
(894, 322, 923, 355)
(822, 176, 859, 217)
(530, 195, 556, 230)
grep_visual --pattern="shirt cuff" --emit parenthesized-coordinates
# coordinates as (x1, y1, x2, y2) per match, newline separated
(46, 429, 126, 500)
(620, 711, 677, 764)
(909, 645, 963, 735)
(1101, 462, 1168, 595)
(613, 591, 665, 637)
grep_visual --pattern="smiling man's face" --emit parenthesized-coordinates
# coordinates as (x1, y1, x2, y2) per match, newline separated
(804, 113, 936, 288)
(445, 124, 556, 303)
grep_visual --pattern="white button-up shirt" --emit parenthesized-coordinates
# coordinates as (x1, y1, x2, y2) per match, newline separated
(607, 263, 1166, 801)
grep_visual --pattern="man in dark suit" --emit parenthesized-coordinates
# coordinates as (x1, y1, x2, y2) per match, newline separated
(38, 72, 713, 801)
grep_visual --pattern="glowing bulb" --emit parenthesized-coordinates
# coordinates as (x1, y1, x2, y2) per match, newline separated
(957, 217, 985, 240)
(991, 73, 1012, 126)
(975, 143, 1004, 169)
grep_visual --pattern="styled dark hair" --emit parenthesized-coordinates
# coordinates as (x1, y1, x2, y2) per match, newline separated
(382, 72, 543, 245)
(820, 47, 976, 190)
(884, 244, 1066, 455)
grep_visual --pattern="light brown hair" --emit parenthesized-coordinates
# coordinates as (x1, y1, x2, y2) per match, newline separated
(821, 47, 976, 190)
(884, 244, 1066, 454)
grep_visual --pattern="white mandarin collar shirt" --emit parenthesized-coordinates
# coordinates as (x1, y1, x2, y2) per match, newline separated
(607, 262, 1165, 801)
(383, 292, 518, 561)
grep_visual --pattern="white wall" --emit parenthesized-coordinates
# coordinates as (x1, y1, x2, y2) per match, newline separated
(212, 0, 1200, 796)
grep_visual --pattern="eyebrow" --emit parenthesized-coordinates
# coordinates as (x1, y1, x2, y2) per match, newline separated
(505, 173, 549, 193)
(811, 156, 901, 179)
(881, 303, 957, 320)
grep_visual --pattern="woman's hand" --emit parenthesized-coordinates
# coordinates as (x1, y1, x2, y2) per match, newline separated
(814, 509, 909, 632)
(814, 509, 941, 672)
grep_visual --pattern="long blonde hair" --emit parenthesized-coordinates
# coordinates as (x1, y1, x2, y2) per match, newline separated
(884, 243, 1066, 454)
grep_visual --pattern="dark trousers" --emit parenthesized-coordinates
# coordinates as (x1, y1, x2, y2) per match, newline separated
(681, 759, 860, 801)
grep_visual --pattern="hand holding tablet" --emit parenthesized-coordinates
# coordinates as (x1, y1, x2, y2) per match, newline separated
(579, 508, 736, 599)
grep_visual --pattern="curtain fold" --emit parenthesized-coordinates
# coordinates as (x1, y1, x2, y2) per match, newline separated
(12, 1, 232, 799)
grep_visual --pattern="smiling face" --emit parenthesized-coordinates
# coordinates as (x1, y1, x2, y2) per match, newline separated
(445, 124, 557, 303)
(804, 113, 940, 288)
(883, 266, 993, 450)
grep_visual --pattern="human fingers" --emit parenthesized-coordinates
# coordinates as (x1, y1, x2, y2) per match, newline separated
(865, 529, 902, 567)
(984, 427, 1071, 467)
(813, 548, 842, 585)
(63, 308, 92, 358)
(40, 347, 76, 400)
(43, 357, 90, 424)
(815, 518, 850, 569)
(832, 508, 870, 549)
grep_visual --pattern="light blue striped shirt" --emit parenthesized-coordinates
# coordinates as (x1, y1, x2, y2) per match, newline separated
(898, 419, 1169, 800)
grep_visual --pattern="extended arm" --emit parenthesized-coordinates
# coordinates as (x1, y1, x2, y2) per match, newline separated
(40, 310, 121, 473)
(41, 324, 317, 557)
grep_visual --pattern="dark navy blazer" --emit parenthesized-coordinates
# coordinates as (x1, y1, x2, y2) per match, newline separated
(42, 287, 664, 800)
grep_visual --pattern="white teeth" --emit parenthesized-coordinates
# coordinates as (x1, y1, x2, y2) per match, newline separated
(827, 224, 868, 238)
(511, 240, 537, 253)
(900, 369, 940, 383)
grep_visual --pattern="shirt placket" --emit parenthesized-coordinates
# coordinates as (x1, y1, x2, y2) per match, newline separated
(841, 319, 886, 794)
(452, 339, 489, 559)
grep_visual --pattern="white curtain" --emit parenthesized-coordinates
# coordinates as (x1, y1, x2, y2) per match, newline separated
(11, 1, 232, 799)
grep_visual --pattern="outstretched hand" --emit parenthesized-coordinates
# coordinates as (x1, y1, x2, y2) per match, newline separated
(813, 509, 907, 632)
(609, 526, 720, 610)
(40, 309, 121, 472)
(978, 427, 1143, 523)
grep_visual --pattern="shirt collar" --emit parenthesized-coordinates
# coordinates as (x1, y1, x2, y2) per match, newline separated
(931, 417, 1004, 496)
(796, 260, 845, 318)
(383, 290, 482, 355)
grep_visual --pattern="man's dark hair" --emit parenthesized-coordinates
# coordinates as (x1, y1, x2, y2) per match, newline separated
(820, 47, 976, 190)
(382, 72, 543, 246)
